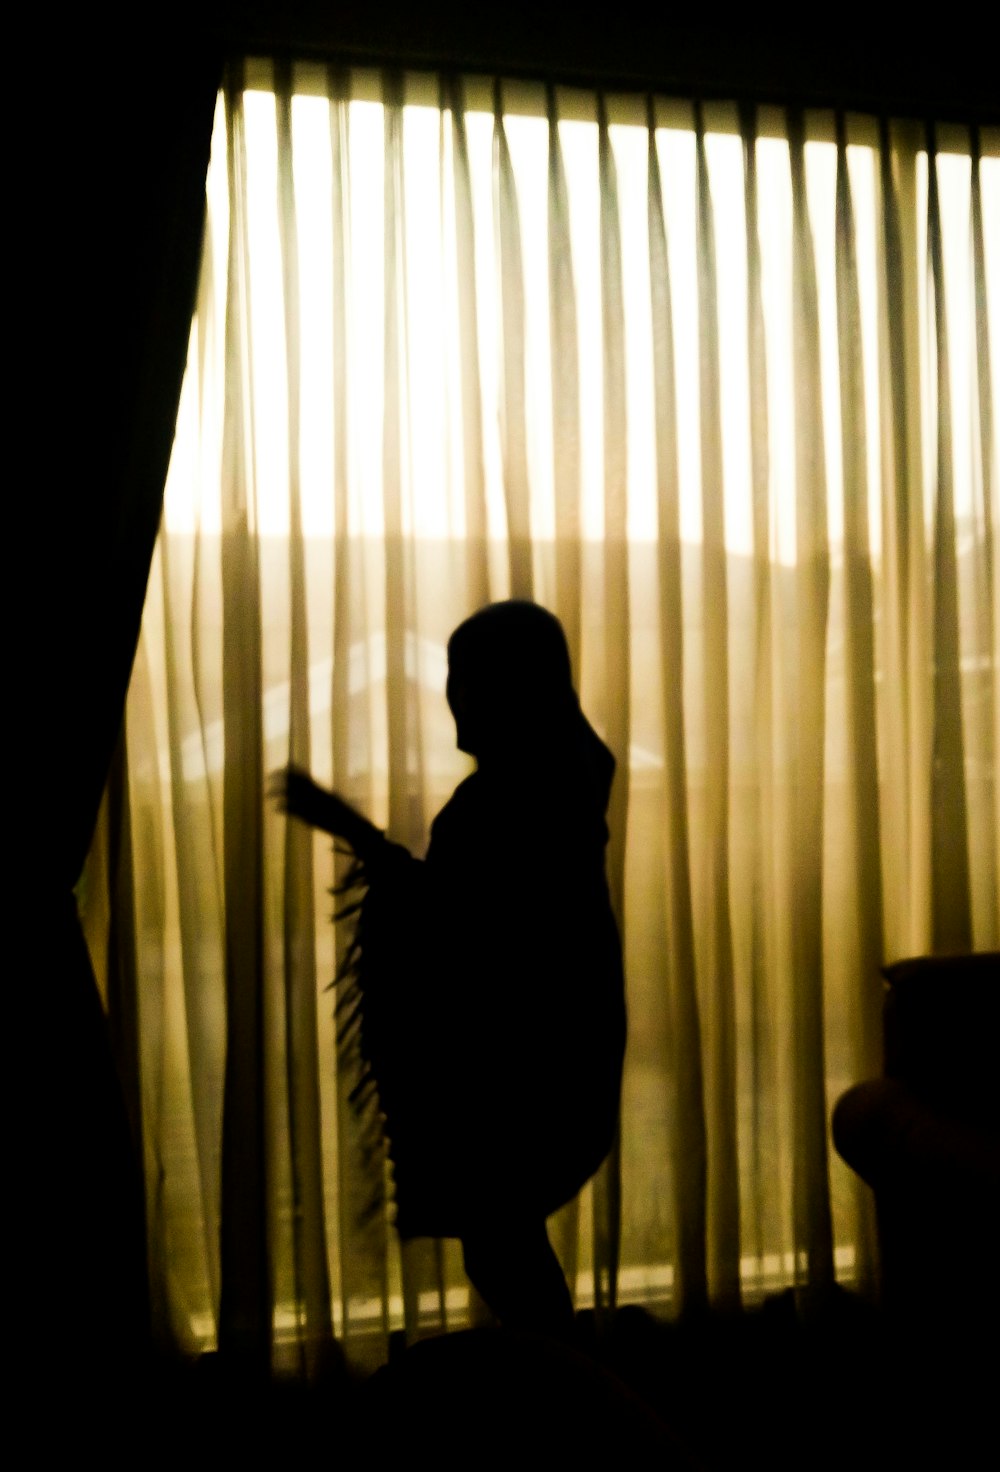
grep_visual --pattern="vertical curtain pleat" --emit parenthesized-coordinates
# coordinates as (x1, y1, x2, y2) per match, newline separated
(926, 126, 973, 953)
(834, 115, 883, 1292)
(445, 77, 491, 613)
(648, 102, 708, 1317)
(902, 124, 935, 953)
(146, 541, 191, 1336)
(105, 735, 143, 1209)
(787, 109, 834, 1298)
(969, 132, 999, 935)
(694, 107, 741, 1310)
(218, 64, 271, 1365)
(115, 156, 225, 1336)
(164, 180, 226, 1330)
(594, 97, 629, 1316)
(739, 101, 777, 1290)
(548, 86, 583, 678)
(383, 71, 414, 844)
(328, 62, 353, 820)
(107, 687, 159, 1329)
(275, 63, 334, 1372)
(494, 81, 534, 598)
(874, 120, 916, 957)
(161, 527, 224, 1319)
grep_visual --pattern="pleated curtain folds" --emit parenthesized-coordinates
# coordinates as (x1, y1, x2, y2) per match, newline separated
(80, 65, 999, 1369)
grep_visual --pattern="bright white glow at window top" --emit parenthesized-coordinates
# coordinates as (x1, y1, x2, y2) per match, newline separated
(237, 61, 1000, 157)
(167, 85, 999, 551)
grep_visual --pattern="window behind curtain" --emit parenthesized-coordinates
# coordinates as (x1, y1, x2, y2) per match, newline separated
(94, 64, 999, 1363)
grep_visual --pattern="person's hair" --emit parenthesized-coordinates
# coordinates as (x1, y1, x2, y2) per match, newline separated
(446, 601, 577, 755)
(448, 600, 572, 698)
(448, 599, 615, 814)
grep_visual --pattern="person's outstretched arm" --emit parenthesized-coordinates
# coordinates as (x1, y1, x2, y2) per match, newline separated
(270, 764, 397, 865)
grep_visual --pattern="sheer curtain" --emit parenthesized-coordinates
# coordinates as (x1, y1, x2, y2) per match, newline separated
(80, 59, 999, 1372)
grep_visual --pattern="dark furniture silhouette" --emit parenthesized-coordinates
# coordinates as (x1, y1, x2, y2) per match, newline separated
(833, 952, 1000, 1339)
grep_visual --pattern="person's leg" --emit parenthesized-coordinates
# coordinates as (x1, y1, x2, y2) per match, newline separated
(462, 1218, 574, 1336)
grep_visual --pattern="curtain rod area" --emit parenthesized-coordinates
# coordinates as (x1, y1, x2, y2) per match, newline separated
(207, 6, 999, 127)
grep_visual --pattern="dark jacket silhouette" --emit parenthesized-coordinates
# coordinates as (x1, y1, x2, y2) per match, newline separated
(346, 601, 627, 1241)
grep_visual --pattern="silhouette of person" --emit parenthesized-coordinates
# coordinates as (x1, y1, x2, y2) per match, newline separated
(273, 601, 626, 1334)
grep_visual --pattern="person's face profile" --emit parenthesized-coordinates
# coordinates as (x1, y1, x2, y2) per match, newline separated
(447, 662, 474, 754)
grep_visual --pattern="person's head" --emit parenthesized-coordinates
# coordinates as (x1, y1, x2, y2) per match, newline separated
(446, 601, 577, 762)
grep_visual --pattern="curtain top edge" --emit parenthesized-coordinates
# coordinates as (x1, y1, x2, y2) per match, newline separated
(235, 58, 1000, 152)
(219, 43, 1000, 131)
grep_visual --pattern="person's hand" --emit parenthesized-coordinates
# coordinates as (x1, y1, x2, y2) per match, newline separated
(268, 764, 331, 828)
(269, 765, 387, 860)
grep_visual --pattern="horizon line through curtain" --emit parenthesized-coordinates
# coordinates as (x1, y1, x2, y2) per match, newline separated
(81, 60, 999, 1373)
